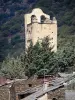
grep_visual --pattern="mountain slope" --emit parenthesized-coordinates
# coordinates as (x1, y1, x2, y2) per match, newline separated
(0, 0, 37, 61)
(34, 0, 75, 50)
(0, 0, 75, 61)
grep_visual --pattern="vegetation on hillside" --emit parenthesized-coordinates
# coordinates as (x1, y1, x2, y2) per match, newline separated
(0, 0, 75, 78)
(1, 37, 75, 79)
(0, 0, 36, 61)
(0, 0, 75, 61)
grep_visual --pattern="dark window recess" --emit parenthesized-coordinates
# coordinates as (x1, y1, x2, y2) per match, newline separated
(31, 15, 36, 22)
(19, 94, 25, 99)
(41, 15, 46, 23)
(28, 84, 32, 87)
(52, 98, 57, 100)
(18, 93, 32, 99)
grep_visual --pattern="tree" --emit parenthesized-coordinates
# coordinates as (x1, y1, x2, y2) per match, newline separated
(24, 36, 55, 77)
(0, 55, 25, 79)
(54, 45, 75, 73)
(1, 36, 75, 79)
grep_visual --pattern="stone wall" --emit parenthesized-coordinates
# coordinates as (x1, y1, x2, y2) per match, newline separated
(0, 84, 15, 100)
(0, 78, 65, 100)
(14, 78, 42, 93)
(0, 86, 9, 100)
(48, 87, 65, 100)
(0, 78, 43, 100)
(27, 22, 57, 52)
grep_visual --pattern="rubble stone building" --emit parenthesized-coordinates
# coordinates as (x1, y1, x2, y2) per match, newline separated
(0, 77, 65, 100)
(0, 83, 15, 100)
(24, 8, 57, 52)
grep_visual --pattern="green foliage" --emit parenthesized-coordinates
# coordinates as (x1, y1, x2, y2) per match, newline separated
(0, 55, 25, 79)
(23, 37, 56, 77)
(1, 36, 75, 78)
(0, 14, 24, 61)
(0, 0, 75, 62)
(12, 0, 22, 3)
(3, 0, 23, 3)
(0, 37, 54, 78)
(1, 15, 24, 34)
(0, 0, 75, 79)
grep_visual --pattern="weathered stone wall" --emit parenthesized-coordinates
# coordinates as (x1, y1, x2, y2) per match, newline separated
(14, 78, 43, 100)
(0, 78, 43, 100)
(27, 22, 57, 52)
(0, 86, 9, 100)
(48, 87, 65, 100)
(14, 78, 42, 93)
(10, 84, 16, 100)
(0, 84, 16, 100)
(0, 79, 65, 100)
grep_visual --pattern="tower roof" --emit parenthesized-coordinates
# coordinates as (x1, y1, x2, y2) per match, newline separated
(32, 8, 44, 14)
(25, 8, 50, 25)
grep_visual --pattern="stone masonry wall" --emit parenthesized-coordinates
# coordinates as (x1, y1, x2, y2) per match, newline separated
(0, 86, 9, 100)
(48, 87, 65, 100)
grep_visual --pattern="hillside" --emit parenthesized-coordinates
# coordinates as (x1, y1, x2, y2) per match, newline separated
(0, 0, 75, 61)
(34, 0, 75, 50)
(0, 0, 37, 61)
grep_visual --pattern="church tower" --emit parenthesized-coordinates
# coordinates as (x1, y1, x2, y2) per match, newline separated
(24, 8, 57, 52)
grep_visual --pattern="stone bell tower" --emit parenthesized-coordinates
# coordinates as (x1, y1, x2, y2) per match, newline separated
(24, 8, 57, 52)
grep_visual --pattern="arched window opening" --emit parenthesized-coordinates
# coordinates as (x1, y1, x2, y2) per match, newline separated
(31, 15, 37, 23)
(41, 15, 46, 23)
